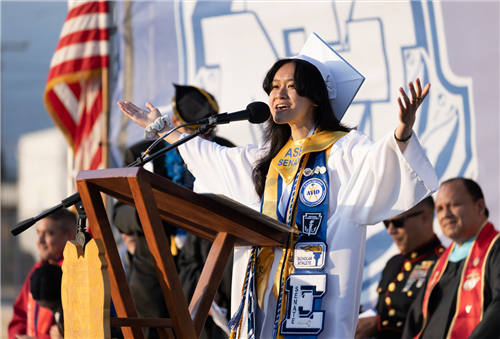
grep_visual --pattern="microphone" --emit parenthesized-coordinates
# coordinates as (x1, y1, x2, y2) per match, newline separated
(192, 102, 270, 126)
(11, 192, 81, 236)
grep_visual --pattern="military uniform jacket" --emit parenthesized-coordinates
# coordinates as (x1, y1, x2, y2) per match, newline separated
(376, 237, 444, 339)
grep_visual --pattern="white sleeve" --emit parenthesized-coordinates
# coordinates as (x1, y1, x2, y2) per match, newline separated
(332, 129, 438, 225)
(178, 134, 262, 209)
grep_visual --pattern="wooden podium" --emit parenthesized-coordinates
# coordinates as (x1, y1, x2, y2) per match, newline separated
(76, 167, 294, 339)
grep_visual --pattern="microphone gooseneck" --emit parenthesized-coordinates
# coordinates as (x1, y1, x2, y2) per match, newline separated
(11, 102, 271, 236)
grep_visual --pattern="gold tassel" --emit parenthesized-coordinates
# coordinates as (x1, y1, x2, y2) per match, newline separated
(170, 235, 178, 256)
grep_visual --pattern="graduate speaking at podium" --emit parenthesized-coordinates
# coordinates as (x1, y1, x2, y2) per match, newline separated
(118, 33, 438, 339)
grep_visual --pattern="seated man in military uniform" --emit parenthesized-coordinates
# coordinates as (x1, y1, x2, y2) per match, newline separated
(355, 196, 444, 339)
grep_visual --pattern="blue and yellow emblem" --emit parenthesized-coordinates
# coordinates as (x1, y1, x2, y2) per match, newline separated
(300, 178, 327, 207)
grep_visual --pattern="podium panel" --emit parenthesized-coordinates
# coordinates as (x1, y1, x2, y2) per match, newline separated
(76, 167, 294, 338)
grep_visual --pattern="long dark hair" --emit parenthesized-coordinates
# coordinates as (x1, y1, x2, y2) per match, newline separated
(252, 58, 351, 198)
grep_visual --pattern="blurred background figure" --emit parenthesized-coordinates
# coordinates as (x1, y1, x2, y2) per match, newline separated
(356, 197, 444, 339)
(113, 84, 234, 339)
(8, 209, 76, 339)
(178, 233, 233, 339)
(118, 231, 137, 280)
(403, 178, 500, 339)
(29, 265, 64, 339)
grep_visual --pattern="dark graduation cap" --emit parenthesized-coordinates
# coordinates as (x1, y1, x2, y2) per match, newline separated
(30, 264, 63, 303)
(172, 84, 219, 128)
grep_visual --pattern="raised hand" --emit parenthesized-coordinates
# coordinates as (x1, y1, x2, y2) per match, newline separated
(117, 101, 162, 128)
(395, 78, 430, 143)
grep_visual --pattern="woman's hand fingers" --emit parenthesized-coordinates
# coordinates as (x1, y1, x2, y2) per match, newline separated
(411, 79, 431, 106)
(399, 79, 431, 111)
(409, 81, 418, 104)
(117, 101, 161, 128)
(128, 101, 143, 111)
(145, 102, 156, 111)
(117, 101, 137, 117)
(421, 82, 431, 102)
(397, 97, 405, 113)
(118, 101, 147, 117)
(399, 87, 411, 108)
(415, 78, 423, 99)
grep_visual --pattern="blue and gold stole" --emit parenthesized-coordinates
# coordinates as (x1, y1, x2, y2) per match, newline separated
(227, 130, 346, 339)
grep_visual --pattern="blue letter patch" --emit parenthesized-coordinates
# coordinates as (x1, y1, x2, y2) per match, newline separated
(280, 274, 327, 335)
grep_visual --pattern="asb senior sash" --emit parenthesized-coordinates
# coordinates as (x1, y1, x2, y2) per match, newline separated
(274, 150, 330, 338)
(258, 131, 346, 339)
(227, 130, 346, 339)
(416, 222, 499, 339)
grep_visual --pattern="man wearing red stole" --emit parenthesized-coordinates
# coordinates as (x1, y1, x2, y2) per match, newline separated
(402, 178, 500, 339)
(8, 209, 77, 339)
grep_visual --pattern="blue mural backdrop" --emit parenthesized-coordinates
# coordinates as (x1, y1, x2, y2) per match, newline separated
(109, 1, 477, 309)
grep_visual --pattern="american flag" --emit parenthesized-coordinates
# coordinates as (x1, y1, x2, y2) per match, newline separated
(44, 1, 110, 173)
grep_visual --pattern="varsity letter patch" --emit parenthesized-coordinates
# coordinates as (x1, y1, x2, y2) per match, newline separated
(280, 274, 327, 335)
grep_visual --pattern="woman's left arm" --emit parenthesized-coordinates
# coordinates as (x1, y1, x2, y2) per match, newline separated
(333, 123, 437, 225)
(394, 78, 430, 152)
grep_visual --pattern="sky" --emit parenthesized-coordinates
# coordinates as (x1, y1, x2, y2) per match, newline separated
(1, 1, 68, 181)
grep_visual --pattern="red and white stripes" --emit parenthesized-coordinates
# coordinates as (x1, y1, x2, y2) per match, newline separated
(44, 1, 109, 173)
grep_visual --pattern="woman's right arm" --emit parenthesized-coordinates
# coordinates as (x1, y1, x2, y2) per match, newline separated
(178, 137, 261, 208)
(118, 100, 262, 207)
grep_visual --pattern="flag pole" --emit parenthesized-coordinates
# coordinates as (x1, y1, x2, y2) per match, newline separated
(102, 67, 109, 170)
(102, 1, 115, 214)
(101, 1, 113, 171)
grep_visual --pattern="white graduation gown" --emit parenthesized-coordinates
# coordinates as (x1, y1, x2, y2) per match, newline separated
(178, 129, 438, 339)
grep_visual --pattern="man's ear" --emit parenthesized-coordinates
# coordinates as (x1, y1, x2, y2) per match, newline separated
(476, 198, 486, 217)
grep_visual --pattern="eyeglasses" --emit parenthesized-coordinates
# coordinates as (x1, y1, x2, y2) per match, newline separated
(383, 210, 424, 228)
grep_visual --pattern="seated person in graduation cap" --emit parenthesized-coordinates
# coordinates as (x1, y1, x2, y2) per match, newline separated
(171, 84, 235, 338)
(29, 264, 64, 339)
(113, 84, 234, 339)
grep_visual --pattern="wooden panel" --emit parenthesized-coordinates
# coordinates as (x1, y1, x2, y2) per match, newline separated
(110, 318, 172, 327)
(129, 177, 197, 339)
(62, 240, 110, 339)
(77, 168, 293, 247)
(76, 167, 295, 339)
(189, 232, 236, 337)
(77, 180, 145, 339)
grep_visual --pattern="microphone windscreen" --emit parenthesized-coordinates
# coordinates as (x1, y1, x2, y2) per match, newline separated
(246, 102, 271, 124)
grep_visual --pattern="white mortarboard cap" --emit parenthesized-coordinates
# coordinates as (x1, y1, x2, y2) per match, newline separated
(293, 33, 365, 121)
